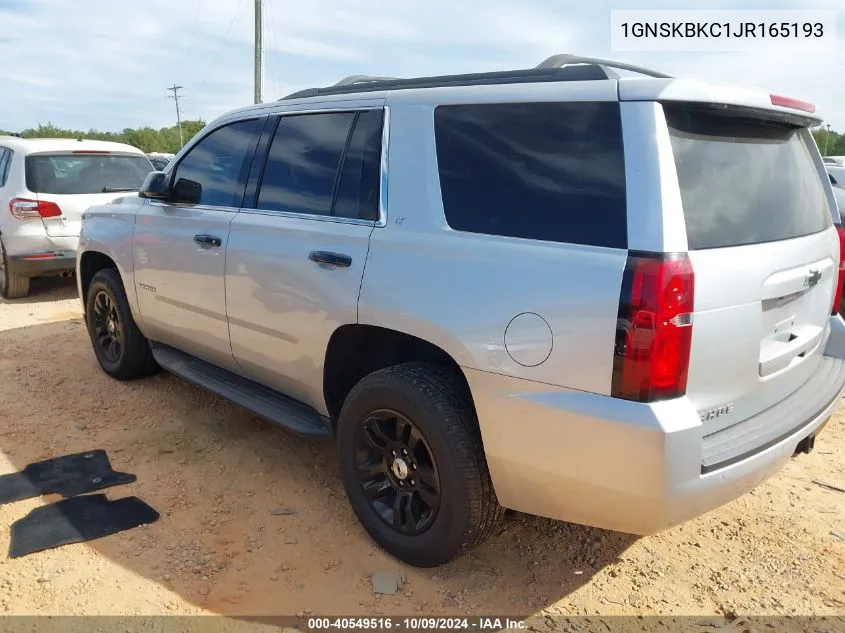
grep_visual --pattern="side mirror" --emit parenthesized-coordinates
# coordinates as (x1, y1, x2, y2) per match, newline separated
(138, 171, 169, 200)
(170, 178, 202, 205)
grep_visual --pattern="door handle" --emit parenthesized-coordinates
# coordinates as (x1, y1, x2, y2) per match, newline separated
(194, 234, 222, 248)
(309, 251, 352, 268)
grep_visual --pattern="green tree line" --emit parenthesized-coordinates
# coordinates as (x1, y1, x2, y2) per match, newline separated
(812, 127, 845, 156)
(3, 119, 844, 157)
(0, 120, 206, 154)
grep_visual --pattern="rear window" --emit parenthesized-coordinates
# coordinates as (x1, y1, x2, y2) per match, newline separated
(665, 104, 831, 250)
(25, 154, 153, 195)
(434, 102, 628, 249)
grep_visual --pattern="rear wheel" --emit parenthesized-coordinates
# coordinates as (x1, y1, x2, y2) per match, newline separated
(85, 268, 158, 380)
(336, 362, 503, 567)
(0, 240, 31, 299)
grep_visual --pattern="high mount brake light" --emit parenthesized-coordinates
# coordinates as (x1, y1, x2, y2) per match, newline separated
(770, 94, 816, 113)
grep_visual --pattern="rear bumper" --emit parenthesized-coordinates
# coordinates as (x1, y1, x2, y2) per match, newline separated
(466, 355, 845, 535)
(1, 221, 78, 256)
(7, 253, 76, 277)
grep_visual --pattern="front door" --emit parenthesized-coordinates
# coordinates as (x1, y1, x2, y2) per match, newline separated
(133, 117, 263, 372)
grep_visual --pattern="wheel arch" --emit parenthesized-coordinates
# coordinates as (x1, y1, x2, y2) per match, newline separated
(77, 248, 143, 329)
(79, 250, 118, 303)
(323, 324, 476, 428)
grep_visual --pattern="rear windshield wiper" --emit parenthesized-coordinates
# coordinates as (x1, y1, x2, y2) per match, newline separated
(102, 187, 139, 193)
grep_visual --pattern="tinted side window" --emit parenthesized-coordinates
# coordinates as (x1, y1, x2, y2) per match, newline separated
(257, 112, 355, 216)
(333, 110, 384, 221)
(434, 102, 627, 248)
(170, 118, 261, 207)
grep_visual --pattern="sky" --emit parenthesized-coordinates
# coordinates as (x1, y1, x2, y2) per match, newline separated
(0, 0, 843, 133)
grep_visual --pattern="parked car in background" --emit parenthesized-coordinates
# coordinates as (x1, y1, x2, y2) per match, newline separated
(831, 175, 845, 220)
(827, 163, 845, 186)
(830, 175, 845, 315)
(0, 137, 152, 298)
(76, 55, 845, 567)
(146, 153, 174, 171)
(823, 156, 845, 166)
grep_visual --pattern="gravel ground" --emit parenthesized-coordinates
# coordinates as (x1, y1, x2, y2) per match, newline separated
(0, 278, 843, 623)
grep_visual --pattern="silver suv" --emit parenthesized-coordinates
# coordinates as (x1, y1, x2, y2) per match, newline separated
(76, 55, 845, 567)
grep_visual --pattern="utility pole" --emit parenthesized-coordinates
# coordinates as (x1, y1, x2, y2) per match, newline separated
(167, 84, 185, 147)
(254, 0, 263, 104)
(824, 124, 832, 156)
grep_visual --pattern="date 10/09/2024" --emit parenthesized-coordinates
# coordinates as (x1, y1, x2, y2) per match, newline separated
(306, 617, 527, 631)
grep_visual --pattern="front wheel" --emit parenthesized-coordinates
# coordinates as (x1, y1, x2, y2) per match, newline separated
(336, 362, 503, 567)
(85, 268, 158, 380)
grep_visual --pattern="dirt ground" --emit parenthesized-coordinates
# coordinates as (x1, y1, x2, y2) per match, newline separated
(0, 278, 843, 622)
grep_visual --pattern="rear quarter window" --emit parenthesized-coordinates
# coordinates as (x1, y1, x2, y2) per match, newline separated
(665, 104, 831, 250)
(433, 101, 627, 249)
(0, 148, 10, 187)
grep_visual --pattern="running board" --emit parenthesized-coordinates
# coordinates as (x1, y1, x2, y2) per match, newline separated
(151, 345, 332, 437)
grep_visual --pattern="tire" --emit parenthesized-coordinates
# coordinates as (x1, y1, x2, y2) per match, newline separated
(85, 268, 158, 380)
(0, 239, 30, 299)
(336, 362, 503, 567)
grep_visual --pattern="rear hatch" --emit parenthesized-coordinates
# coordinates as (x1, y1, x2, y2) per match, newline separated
(25, 152, 153, 238)
(663, 102, 838, 434)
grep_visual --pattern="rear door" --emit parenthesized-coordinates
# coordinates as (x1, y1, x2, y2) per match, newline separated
(662, 102, 838, 431)
(226, 106, 384, 412)
(24, 152, 153, 240)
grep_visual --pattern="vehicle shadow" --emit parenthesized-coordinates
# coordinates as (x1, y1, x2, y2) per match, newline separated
(0, 318, 637, 617)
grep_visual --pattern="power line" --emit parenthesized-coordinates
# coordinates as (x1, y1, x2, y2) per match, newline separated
(264, 0, 281, 99)
(166, 84, 185, 147)
(179, 0, 205, 78)
(196, 0, 249, 95)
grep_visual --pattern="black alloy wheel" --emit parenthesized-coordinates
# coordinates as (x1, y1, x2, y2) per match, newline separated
(355, 409, 441, 535)
(91, 289, 123, 364)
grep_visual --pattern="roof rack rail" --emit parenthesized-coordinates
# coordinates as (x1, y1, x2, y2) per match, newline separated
(334, 75, 401, 87)
(280, 54, 671, 100)
(536, 54, 672, 79)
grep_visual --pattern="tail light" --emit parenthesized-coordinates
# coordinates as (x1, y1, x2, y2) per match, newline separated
(832, 224, 845, 315)
(612, 252, 695, 402)
(8, 198, 62, 219)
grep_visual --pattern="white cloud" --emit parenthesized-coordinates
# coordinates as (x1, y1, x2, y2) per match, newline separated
(0, 0, 842, 132)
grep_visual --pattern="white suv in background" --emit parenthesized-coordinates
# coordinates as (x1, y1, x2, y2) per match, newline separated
(0, 137, 152, 298)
